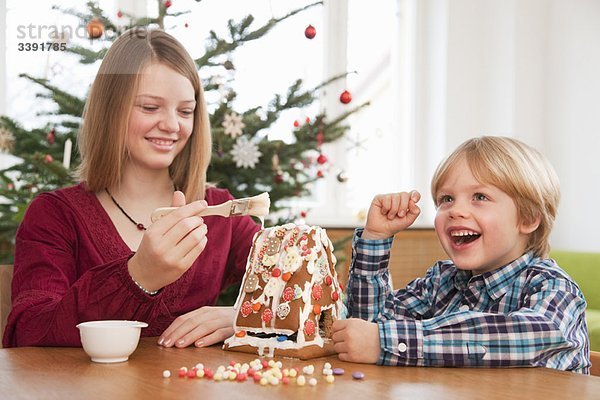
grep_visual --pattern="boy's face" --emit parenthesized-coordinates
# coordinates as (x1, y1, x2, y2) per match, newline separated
(433, 158, 533, 275)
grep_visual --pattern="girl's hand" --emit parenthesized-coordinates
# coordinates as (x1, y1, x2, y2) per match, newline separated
(128, 191, 209, 292)
(362, 191, 421, 240)
(332, 318, 381, 363)
(158, 306, 236, 348)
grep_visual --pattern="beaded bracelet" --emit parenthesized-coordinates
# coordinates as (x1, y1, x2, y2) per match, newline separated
(131, 275, 160, 296)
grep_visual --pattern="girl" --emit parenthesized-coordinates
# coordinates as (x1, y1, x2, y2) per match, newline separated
(3, 28, 260, 349)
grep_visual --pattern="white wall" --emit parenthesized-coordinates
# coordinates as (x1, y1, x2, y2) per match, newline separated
(415, 0, 599, 252)
(544, 0, 600, 252)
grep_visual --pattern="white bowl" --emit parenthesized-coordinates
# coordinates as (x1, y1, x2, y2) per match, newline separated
(76, 320, 148, 363)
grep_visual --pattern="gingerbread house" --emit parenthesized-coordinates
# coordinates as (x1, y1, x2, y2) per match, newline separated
(223, 223, 346, 359)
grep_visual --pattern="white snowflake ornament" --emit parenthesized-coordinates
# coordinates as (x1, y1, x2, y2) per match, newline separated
(230, 136, 262, 169)
(222, 112, 245, 138)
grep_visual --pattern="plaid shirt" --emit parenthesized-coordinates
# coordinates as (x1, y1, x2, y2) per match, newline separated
(345, 229, 590, 374)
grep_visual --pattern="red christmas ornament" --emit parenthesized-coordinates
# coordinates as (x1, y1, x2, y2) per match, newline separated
(300, 211, 307, 218)
(339, 90, 352, 104)
(117, 10, 123, 18)
(316, 130, 324, 147)
(293, 120, 300, 128)
(44, 154, 53, 163)
(7, 183, 14, 190)
(316, 153, 328, 165)
(274, 174, 284, 184)
(47, 128, 56, 145)
(305, 116, 311, 124)
(317, 170, 324, 178)
(304, 24, 316, 39)
(184, 22, 189, 28)
(164, 0, 172, 8)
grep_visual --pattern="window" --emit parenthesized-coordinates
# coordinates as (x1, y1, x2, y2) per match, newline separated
(3, 0, 415, 228)
(304, 0, 414, 228)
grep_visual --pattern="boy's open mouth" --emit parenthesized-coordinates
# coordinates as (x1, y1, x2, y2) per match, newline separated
(450, 230, 481, 245)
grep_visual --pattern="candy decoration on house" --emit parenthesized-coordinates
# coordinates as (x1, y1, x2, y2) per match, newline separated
(224, 224, 346, 359)
(304, 24, 316, 39)
(339, 90, 352, 104)
(230, 136, 262, 169)
(86, 18, 104, 39)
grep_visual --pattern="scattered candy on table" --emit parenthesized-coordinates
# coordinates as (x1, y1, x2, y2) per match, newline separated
(162, 358, 365, 386)
(352, 371, 365, 380)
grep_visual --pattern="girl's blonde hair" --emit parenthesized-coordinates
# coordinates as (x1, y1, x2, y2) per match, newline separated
(431, 136, 560, 258)
(77, 28, 212, 202)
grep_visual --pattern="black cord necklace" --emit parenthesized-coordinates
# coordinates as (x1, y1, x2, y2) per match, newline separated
(105, 188, 146, 231)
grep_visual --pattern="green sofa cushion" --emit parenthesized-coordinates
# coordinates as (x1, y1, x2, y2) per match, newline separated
(586, 309, 600, 352)
(550, 251, 600, 310)
(550, 251, 600, 351)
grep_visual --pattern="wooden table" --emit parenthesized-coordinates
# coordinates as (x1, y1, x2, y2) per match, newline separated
(1, 338, 599, 399)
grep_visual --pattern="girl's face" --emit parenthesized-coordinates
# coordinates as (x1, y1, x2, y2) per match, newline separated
(433, 158, 537, 275)
(126, 62, 195, 171)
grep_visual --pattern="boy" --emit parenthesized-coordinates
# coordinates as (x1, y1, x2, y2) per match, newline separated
(332, 136, 590, 373)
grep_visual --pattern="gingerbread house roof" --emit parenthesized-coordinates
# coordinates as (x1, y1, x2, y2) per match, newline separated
(225, 223, 345, 357)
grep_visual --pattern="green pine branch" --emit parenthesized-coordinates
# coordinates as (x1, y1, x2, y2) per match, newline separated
(195, 1, 322, 67)
(19, 74, 85, 117)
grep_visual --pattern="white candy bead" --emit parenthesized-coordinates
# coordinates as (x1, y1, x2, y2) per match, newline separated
(302, 365, 315, 375)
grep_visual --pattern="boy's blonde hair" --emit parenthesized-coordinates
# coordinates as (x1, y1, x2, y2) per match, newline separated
(430, 136, 560, 258)
(77, 28, 212, 202)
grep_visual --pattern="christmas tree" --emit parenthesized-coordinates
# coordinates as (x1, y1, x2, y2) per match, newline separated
(0, 0, 365, 264)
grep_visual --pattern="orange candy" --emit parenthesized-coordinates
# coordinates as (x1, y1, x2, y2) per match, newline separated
(313, 304, 321, 315)
(282, 272, 292, 282)
(235, 330, 246, 338)
(252, 303, 262, 312)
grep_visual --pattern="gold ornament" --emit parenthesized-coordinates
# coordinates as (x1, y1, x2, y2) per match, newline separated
(87, 18, 104, 40)
(0, 127, 15, 153)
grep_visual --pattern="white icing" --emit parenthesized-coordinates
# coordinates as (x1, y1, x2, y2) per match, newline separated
(224, 334, 326, 352)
